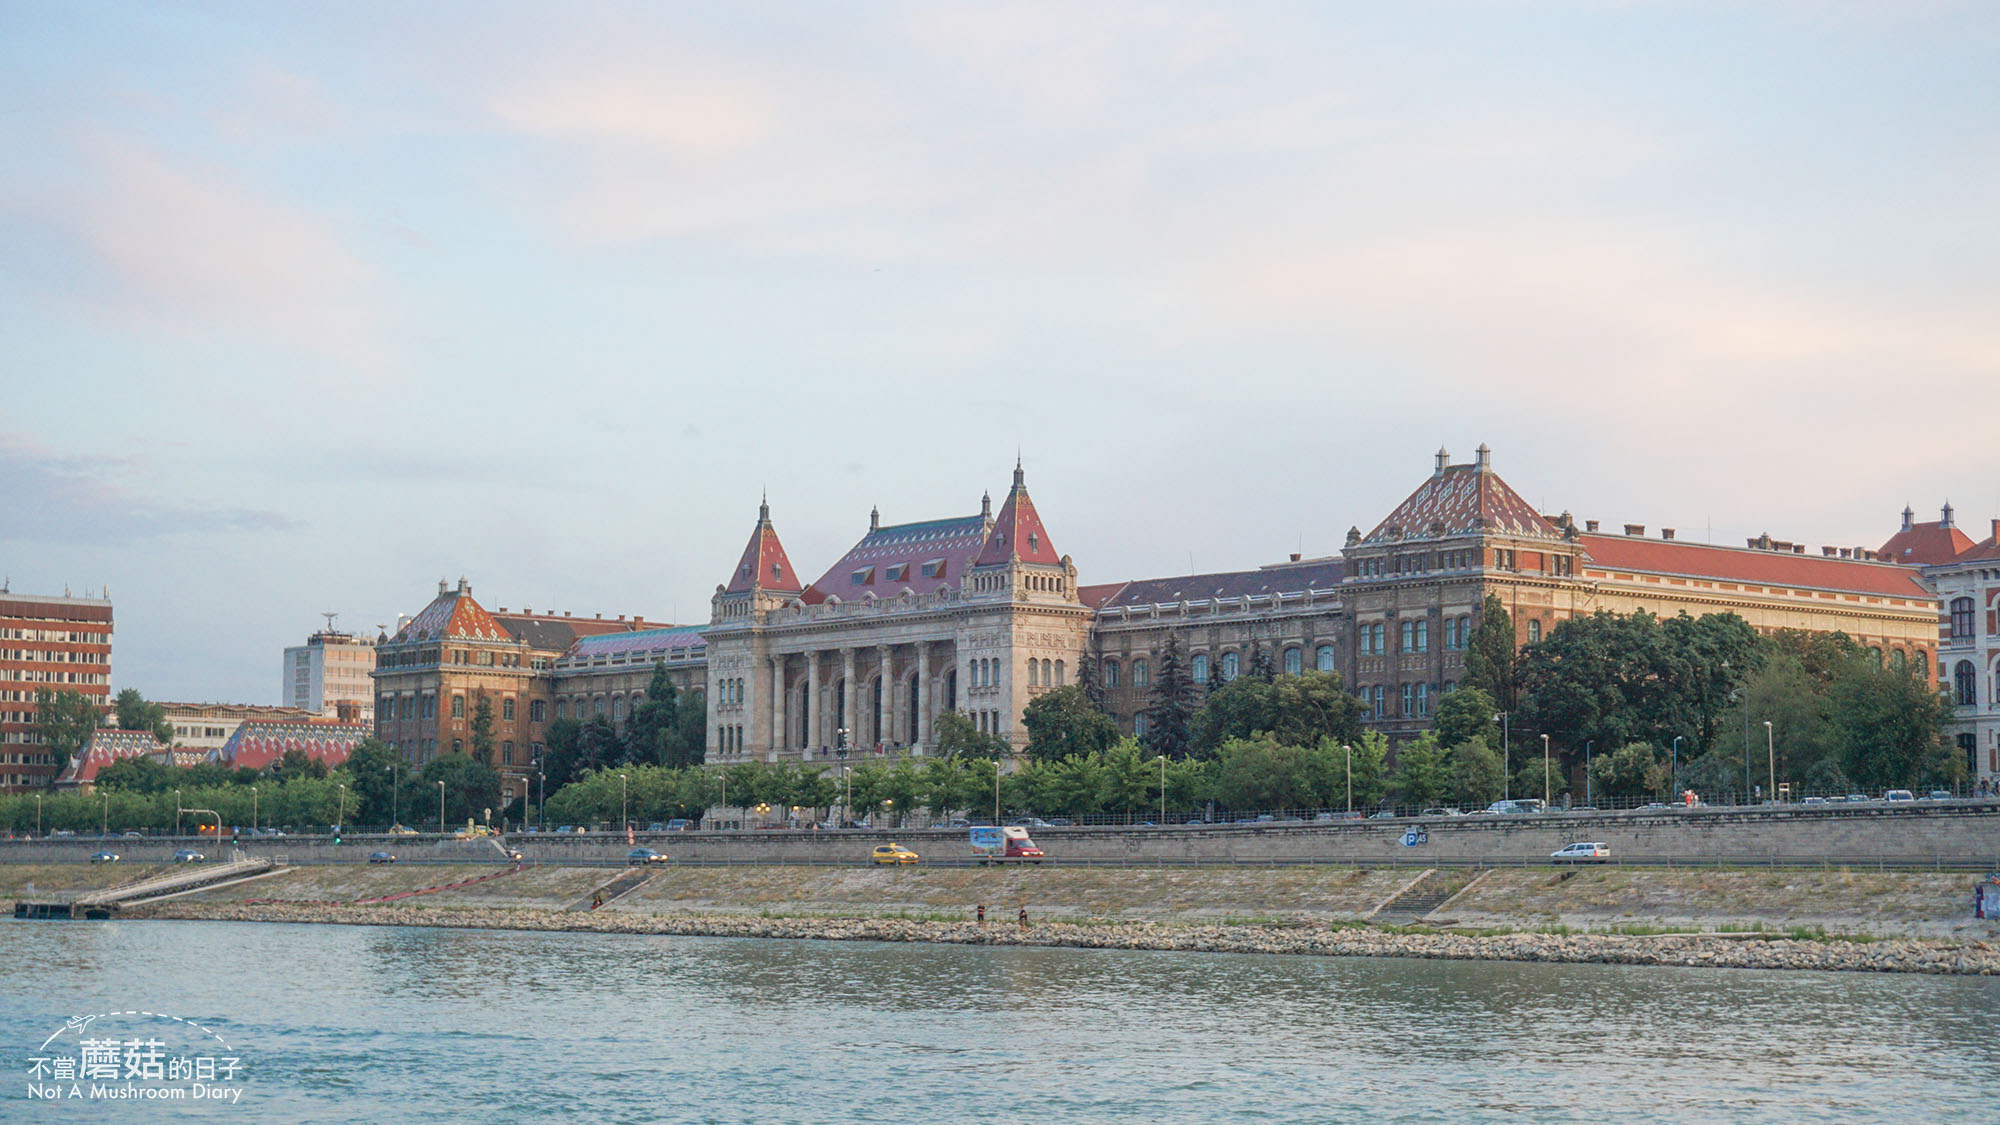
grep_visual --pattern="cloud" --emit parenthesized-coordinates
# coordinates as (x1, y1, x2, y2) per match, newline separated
(0, 434, 300, 545)
(20, 135, 384, 367)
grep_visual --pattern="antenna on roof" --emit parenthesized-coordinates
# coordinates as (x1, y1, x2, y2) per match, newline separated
(321, 611, 339, 633)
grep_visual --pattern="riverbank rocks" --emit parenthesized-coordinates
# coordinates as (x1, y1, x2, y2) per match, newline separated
(126, 901, 2000, 976)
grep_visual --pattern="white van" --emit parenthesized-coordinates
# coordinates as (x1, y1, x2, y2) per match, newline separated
(1551, 842, 1611, 864)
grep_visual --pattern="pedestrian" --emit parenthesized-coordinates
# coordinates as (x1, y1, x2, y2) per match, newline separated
(1017, 905, 1028, 929)
(976, 903, 986, 924)
(591, 892, 604, 909)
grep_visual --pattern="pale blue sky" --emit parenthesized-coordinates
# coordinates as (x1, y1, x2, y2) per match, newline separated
(3, 1, 1995, 704)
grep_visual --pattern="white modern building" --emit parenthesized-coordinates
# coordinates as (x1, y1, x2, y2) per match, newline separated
(283, 627, 378, 723)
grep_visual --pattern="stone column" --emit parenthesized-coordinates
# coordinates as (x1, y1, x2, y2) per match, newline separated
(806, 652, 821, 754)
(769, 654, 785, 756)
(841, 648, 857, 751)
(877, 647, 892, 749)
(916, 643, 932, 749)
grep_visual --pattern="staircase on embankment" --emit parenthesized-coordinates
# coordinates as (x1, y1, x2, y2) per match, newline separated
(1369, 868, 1481, 925)
(15, 858, 277, 919)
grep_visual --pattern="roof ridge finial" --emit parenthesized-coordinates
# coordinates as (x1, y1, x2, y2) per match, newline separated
(981, 489, 992, 519)
(1476, 443, 1492, 471)
(870, 504, 880, 533)
(759, 489, 770, 523)
(1013, 452, 1024, 489)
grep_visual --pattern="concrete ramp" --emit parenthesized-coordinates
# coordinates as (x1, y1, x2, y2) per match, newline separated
(17, 858, 277, 919)
(565, 868, 658, 912)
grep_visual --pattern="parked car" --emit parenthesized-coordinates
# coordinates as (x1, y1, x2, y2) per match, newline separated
(1845, 794, 1871, 803)
(368, 851, 396, 864)
(1551, 842, 1611, 864)
(172, 849, 205, 862)
(1883, 789, 1916, 802)
(871, 843, 920, 865)
(1368, 810, 1398, 820)
(1044, 818, 1074, 827)
(1926, 790, 1953, 801)
(388, 824, 419, 836)
(664, 819, 691, 831)
(1485, 799, 1545, 815)
(1418, 807, 1462, 817)
(90, 851, 119, 863)
(1802, 796, 1828, 806)
(627, 847, 669, 864)
(122, 831, 143, 838)
(1008, 817, 1054, 829)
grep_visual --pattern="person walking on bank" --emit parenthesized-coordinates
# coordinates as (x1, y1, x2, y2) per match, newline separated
(976, 903, 986, 925)
(1018, 905, 1029, 929)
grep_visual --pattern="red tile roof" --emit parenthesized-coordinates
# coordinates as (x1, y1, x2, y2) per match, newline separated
(392, 583, 511, 644)
(1878, 520, 1974, 566)
(972, 463, 1063, 567)
(724, 499, 804, 595)
(1578, 534, 1932, 598)
(1077, 583, 1126, 609)
(57, 729, 166, 787)
(1092, 558, 1348, 609)
(221, 720, 370, 772)
(808, 513, 991, 602)
(1364, 453, 1557, 543)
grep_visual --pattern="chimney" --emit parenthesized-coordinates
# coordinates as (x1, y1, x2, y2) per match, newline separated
(563, 611, 571, 617)
(870, 505, 880, 532)
(438, 578, 449, 595)
(1290, 552, 1302, 562)
(1822, 547, 1837, 557)
(1992, 519, 2000, 543)
(617, 614, 625, 621)
(1585, 520, 1600, 533)
(1792, 544, 1805, 554)
(1901, 505, 1914, 532)
(595, 613, 602, 619)
(1434, 446, 1449, 475)
(1476, 443, 1492, 470)
(1661, 528, 1675, 540)
(1941, 502, 1955, 530)
(498, 607, 507, 612)
(1624, 524, 1645, 537)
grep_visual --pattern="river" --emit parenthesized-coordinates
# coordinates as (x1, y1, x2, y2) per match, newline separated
(3, 919, 1995, 1122)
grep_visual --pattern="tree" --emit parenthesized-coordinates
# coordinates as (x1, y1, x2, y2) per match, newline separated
(113, 688, 174, 744)
(1143, 634, 1198, 759)
(1446, 739, 1504, 808)
(1512, 757, 1568, 805)
(469, 692, 496, 766)
(1432, 686, 1497, 751)
(1463, 594, 1517, 708)
(342, 738, 403, 826)
(1075, 653, 1106, 708)
(1389, 734, 1450, 809)
(1021, 685, 1119, 762)
(935, 711, 1008, 759)
(541, 718, 585, 790)
(418, 753, 503, 828)
(32, 688, 100, 786)
(576, 718, 625, 773)
(94, 755, 181, 794)
(1342, 732, 1389, 810)
(1586, 742, 1669, 803)
(270, 748, 328, 780)
(1246, 645, 1275, 683)
(1191, 671, 1363, 757)
(1825, 656, 1951, 790)
(663, 690, 706, 769)
(626, 662, 681, 766)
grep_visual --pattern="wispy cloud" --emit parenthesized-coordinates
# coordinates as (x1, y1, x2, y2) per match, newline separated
(0, 433, 300, 545)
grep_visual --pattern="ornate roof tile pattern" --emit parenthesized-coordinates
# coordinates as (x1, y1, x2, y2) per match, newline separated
(1577, 534, 1932, 599)
(725, 499, 804, 595)
(392, 585, 510, 645)
(556, 625, 707, 668)
(220, 720, 370, 772)
(971, 463, 1062, 568)
(1363, 461, 1558, 544)
(58, 729, 167, 786)
(1094, 558, 1348, 609)
(808, 514, 991, 601)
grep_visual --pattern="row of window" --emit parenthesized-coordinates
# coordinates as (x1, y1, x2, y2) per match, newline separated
(0, 670, 109, 685)
(0, 649, 107, 663)
(718, 725, 744, 753)
(973, 710, 1004, 735)
(379, 695, 547, 724)
(1024, 659, 1067, 687)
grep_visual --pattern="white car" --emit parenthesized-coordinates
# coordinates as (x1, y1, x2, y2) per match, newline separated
(1551, 841, 1611, 864)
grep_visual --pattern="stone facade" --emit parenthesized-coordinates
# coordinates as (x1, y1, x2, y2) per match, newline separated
(1901, 506, 2000, 787)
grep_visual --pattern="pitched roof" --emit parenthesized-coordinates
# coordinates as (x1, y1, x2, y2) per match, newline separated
(1952, 533, 2000, 564)
(221, 720, 370, 772)
(1363, 448, 1558, 544)
(391, 582, 511, 644)
(1878, 516, 1974, 566)
(1093, 558, 1348, 609)
(972, 462, 1063, 567)
(725, 499, 804, 595)
(57, 729, 167, 787)
(556, 625, 707, 669)
(808, 513, 991, 602)
(1577, 534, 1932, 599)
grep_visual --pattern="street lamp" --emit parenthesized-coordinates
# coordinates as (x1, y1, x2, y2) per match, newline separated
(336, 783, 347, 832)
(1671, 736, 1683, 800)
(175, 789, 182, 836)
(437, 780, 446, 833)
(1343, 744, 1352, 814)
(35, 793, 42, 837)
(842, 766, 852, 827)
(1583, 741, 1594, 807)
(1156, 754, 1167, 824)
(620, 772, 629, 833)
(537, 766, 546, 833)
(1540, 733, 1551, 806)
(993, 761, 1001, 824)
(251, 786, 259, 834)
(1764, 720, 1775, 806)
(1495, 713, 1511, 800)
(101, 791, 109, 836)
(388, 759, 400, 830)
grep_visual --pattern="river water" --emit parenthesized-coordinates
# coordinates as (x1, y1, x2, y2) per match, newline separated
(2, 919, 1996, 1122)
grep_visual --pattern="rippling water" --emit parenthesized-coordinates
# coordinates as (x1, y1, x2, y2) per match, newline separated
(3, 919, 1996, 1122)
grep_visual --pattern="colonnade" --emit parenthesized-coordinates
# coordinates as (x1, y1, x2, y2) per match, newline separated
(762, 642, 958, 757)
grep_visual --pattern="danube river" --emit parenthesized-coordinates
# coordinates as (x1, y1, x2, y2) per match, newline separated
(3, 919, 1996, 1122)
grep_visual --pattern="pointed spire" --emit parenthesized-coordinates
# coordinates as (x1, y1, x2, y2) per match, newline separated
(1014, 452, 1024, 488)
(1901, 504, 1914, 531)
(975, 461, 1061, 567)
(1942, 501, 1955, 530)
(981, 490, 991, 519)
(760, 487, 770, 523)
(724, 496, 803, 595)
(870, 505, 880, 533)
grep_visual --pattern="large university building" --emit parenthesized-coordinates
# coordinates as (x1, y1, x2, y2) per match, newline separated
(1882, 504, 2000, 788)
(374, 447, 1953, 783)
(0, 588, 113, 792)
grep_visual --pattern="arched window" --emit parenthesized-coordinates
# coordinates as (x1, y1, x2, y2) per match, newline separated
(1527, 619, 1542, 643)
(1134, 712, 1151, 737)
(1891, 649, 1907, 673)
(1222, 651, 1239, 681)
(1400, 622, 1414, 652)
(1316, 645, 1335, 672)
(1869, 646, 1883, 666)
(1951, 597, 1975, 638)
(594, 698, 606, 719)
(1104, 660, 1121, 687)
(1284, 648, 1302, 675)
(1414, 621, 1429, 652)
(556, 700, 568, 721)
(1956, 660, 1977, 707)
(1027, 660, 1039, 687)
(1133, 659, 1149, 687)
(1191, 653, 1210, 682)
(1042, 658, 1053, 684)
(1054, 660, 1065, 686)
(1371, 685, 1386, 718)
(451, 695, 465, 719)
(612, 696, 626, 722)
(1373, 624, 1387, 654)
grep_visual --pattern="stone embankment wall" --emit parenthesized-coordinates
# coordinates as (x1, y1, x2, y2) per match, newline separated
(9, 804, 1999, 866)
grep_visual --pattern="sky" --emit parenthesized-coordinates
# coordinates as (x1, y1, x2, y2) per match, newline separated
(3, 1, 1996, 705)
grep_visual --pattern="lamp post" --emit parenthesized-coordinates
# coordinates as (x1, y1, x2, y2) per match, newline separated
(251, 786, 259, 835)
(1671, 736, 1683, 800)
(336, 783, 347, 832)
(1496, 713, 1511, 800)
(842, 766, 852, 827)
(101, 791, 109, 836)
(437, 780, 446, 833)
(1344, 744, 1352, 815)
(175, 789, 182, 836)
(537, 767, 546, 833)
(1584, 741, 1593, 807)
(1764, 720, 1775, 806)
(389, 759, 400, 830)
(620, 772, 629, 834)
(993, 762, 1001, 824)
(1156, 754, 1167, 824)
(1540, 733, 1551, 806)
(35, 793, 42, 837)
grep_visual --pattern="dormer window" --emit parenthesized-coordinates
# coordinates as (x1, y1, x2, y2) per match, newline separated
(886, 563, 909, 583)
(771, 563, 783, 579)
(851, 567, 874, 586)
(1028, 533, 1038, 552)
(921, 559, 945, 579)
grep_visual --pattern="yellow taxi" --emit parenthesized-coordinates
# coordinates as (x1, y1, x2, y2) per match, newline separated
(871, 843, 920, 865)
